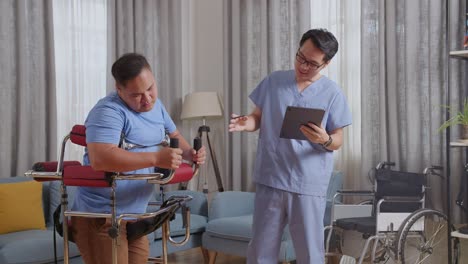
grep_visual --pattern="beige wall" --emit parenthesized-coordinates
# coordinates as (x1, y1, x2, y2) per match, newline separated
(192, 0, 224, 94)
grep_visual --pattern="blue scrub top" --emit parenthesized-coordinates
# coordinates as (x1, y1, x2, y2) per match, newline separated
(72, 92, 177, 215)
(249, 70, 352, 196)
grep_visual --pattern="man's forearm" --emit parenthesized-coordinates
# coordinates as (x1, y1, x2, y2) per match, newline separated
(244, 107, 262, 132)
(322, 129, 343, 151)
(243, 115, 261, 132)
(88, 144, 157, 172)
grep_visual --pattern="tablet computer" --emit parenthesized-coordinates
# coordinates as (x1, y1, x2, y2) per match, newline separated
(279, 106, 325, 140)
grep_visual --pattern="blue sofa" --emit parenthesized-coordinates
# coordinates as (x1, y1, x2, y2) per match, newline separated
(202, 171, 343, 263)
(0, 176, 208, 264)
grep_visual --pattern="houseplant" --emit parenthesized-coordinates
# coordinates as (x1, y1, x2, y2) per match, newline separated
(438, 97, 468, 140)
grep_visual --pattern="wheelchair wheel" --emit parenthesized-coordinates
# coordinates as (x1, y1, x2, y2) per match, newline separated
(396, 208, 459, 264)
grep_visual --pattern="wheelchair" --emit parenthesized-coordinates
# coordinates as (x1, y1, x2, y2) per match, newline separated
(25, 125, 200, 264)
(324, 162, 459, 264)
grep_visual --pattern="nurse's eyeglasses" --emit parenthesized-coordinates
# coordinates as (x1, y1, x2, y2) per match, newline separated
(295, 50, 324, 70)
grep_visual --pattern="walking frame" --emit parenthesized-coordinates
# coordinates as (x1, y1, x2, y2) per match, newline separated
(25, 125, 200, 264)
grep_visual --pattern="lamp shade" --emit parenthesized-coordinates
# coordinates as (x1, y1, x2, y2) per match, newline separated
(180, 92, 223, 120)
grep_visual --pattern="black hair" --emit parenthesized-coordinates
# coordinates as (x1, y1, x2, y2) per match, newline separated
(299, 29, 338, 62)
(111, 53, 151, 86)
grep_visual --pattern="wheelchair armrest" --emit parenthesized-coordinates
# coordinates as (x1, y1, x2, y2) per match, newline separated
(333, 190, 374, 204)
(337, 190, 374, 194)
(381, 196, 423, 202)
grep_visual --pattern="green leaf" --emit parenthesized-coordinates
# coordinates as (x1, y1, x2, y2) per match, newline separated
(438, 98, 468, 132)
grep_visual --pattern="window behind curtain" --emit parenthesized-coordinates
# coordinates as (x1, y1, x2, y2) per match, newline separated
(310, 0, 362, 179)
(53, 0, 107, 161)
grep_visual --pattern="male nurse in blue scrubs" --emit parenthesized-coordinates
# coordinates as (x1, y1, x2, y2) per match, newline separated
(229, 29, 352, 264)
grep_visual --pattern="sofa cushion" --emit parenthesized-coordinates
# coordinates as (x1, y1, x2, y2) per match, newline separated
(0, 229, 80, 264)
(204, 215, 253, 242)
(153, 213, 207, 239)
(205, 215, 290, 243)
(0, 177, 49, 222)
(0, 181, 46, 234)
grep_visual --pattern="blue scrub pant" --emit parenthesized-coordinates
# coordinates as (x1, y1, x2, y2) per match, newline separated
(247, 184, 326, 264)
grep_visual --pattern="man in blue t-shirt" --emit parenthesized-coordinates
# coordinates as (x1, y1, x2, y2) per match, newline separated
(71, 53, 206, 264)
(229, 29, 352, 264)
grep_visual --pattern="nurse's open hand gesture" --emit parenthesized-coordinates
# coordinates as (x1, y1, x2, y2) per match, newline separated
(229, 107, 262, 133)
(229, 114, 248, 132)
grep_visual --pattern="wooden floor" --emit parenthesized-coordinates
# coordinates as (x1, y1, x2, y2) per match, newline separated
(167, 248, 245, 264)
(169, 240, 468, 264)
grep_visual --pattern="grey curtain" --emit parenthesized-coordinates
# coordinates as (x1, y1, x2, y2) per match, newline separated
(107, 0, 184, 119)
(0, 0, 56, 178)
(361, 0, 466, 221)
(224, 0, 311, 191)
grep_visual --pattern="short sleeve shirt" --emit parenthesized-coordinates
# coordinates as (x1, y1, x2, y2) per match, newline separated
(249, 70, 352, 196)
(72, 92, 177, 215)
